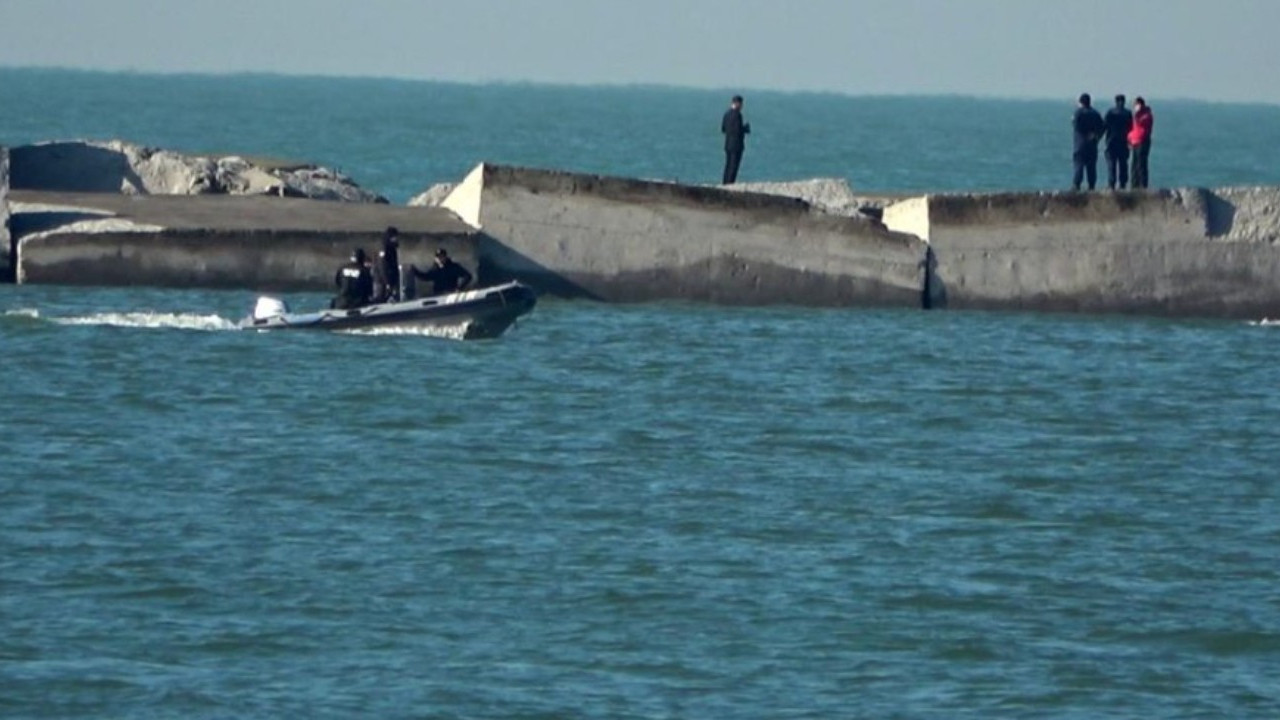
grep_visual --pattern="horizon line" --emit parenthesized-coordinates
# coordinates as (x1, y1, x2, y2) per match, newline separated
(3, 64, 1278, 109)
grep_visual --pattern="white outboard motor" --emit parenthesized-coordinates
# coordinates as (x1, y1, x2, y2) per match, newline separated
(251, 296, 290, 321)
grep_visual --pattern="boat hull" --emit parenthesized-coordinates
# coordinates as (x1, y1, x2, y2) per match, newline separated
(239, 282, 536, 339)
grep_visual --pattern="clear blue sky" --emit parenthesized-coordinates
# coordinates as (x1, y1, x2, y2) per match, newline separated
(3, 0, 1279, 104)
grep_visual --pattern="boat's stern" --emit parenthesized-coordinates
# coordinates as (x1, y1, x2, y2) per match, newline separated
(239, 296, 291, 329)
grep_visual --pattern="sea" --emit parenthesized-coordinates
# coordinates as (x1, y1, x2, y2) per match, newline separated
(2, 68, 1280, 719)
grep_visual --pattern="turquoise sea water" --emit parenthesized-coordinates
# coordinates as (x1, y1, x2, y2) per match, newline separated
(3, 70, 1280, 718)
(6, 68, 1280, 200)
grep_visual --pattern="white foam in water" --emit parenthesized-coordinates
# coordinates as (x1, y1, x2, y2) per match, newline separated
(338, 321, 472, 340)
(51, 311, 239, 332)
(3, 308, 41, 319)
(1247, 318, 1280, 326)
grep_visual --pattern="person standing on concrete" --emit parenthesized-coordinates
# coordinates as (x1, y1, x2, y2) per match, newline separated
(1103, 95, 1133, 190)
(720, 95, 751, 184)
(1071, 93, 1106, 191)
(1128, 97, 1154, 189)
(411, 248, 473, 296)
(332, 247, 374, 309)
(372, 226, 401, 303)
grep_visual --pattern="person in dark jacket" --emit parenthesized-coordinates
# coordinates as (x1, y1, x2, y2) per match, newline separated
(1128, 97, 1154, 189)
(720, 95, 751, 184)
(372, 226, 401, 303)
(411, 248, 473, 296)
(1103, 94, 1133, 190)
(332, 247, 373, 309)
(1072, 93, 1106, 191)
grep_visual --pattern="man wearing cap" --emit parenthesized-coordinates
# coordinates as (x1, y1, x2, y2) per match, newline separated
(372, 226, 401, 303)
(331, 247, 374, 309)
(411, 248, 473, 297)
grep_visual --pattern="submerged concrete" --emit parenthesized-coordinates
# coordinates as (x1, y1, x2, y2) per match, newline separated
(884, 189, 1280, 318)
(12, 191, 477, 291)
(442, 163, 927, 306)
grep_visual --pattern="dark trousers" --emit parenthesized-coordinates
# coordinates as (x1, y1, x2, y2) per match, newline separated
(1105, 144, 1130, 189)
(723, 147, 743, 184)
(1131, 140, 1151, 188)
(1072, 147, 1098, 190)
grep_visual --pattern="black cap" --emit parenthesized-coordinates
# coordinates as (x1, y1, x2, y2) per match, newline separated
(384, 225, 399, 239)
(434, 248, 448, 258)
(352, 248, 367, 262)
(1079, 93, 1091, 106)
(732, 94, 743, 104)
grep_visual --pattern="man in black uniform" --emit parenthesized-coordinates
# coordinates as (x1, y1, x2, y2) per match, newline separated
(331, 247, 373, 309)
(411, 248, 473, 296)
(1071, 93, 1106, 191)
(1103, 94, 1133, 190)
(372, 226, 401, 303)
(720, 94, 751, 184)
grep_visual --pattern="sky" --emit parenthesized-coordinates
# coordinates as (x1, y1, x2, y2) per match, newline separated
(2, 0, 1280, 104)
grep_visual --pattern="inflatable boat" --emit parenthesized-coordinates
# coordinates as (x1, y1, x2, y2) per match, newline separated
(239, 281, 536, 339)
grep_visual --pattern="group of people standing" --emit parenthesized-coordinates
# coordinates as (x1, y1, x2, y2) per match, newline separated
(1071, 93, 1155, 191)
(718, 91, 1159, 194)
(330, 226, 473, 310)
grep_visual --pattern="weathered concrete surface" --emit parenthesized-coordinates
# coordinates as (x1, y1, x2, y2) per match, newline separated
(443, 164, 926, 306)
(884, 189, 1280, 318)
(10, 140, 387, 203)
(723, 177, 903, 218)
(1, 145, 10, 281)
(12, 191, 477, 291)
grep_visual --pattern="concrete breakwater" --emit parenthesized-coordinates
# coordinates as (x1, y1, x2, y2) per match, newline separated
(441, 164, 925, 306)
(7, 191, 478, 291)
(3, 142, 1280, 318)
(883, 189, 1280, 317)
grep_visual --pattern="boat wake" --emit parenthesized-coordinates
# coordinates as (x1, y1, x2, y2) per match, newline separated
(49, 311, 239, 332)
(337, 322, 472, 340)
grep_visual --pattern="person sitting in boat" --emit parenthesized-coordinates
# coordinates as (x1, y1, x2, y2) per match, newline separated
(411, 248, 473, 296)
(372, 226, 401, 304)
(331, 247, 374, 309)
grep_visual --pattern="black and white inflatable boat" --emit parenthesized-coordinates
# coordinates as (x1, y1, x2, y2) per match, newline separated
(239, 281, 536, 339)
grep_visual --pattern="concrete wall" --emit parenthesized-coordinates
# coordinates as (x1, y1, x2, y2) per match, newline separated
(1, 146, 10, 281)
(884, 189, 1280, 318)
(17, 229, 478, 291)
(12, 192, 479, 291)
(445, 163, 927, 306)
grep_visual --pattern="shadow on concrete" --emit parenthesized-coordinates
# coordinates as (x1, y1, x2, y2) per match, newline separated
(920, 246, 947, 310)
(11, 143, 148, 194)
(475, 232, 604, 301)
(1205, 191, 1237, 237)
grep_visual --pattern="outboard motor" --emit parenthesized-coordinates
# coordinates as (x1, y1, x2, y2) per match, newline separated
(251, 296, 290, 321)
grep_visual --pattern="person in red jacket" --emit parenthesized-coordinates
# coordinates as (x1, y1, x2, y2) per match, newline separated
(1128, 97, 1154, 189)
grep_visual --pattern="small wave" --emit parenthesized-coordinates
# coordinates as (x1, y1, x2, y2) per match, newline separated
(51, 312, 238, 332)
(3, 308, 41, 319)
(1248, 318, 1280, 326)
